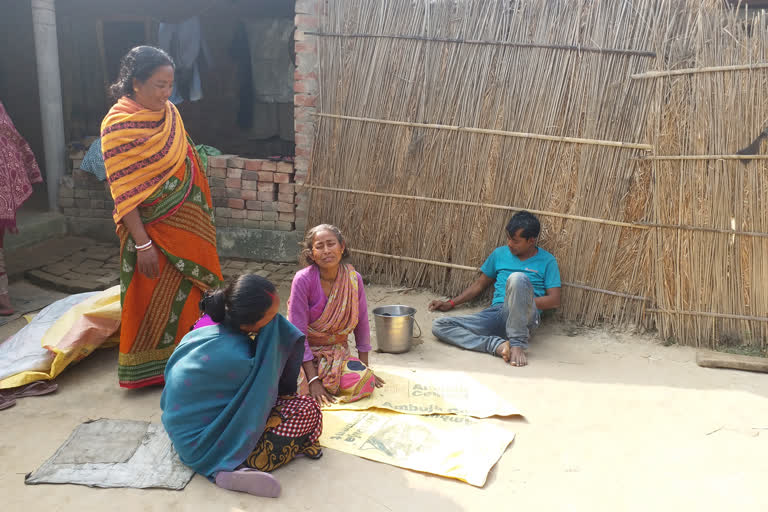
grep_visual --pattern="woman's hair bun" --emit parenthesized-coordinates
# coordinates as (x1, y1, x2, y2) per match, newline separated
(203, 290, 227, 323)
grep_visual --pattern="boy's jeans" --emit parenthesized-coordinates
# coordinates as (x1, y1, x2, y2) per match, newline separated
(432, 273, 540, 355)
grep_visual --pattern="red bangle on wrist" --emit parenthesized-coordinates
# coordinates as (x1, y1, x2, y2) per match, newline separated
(448, 299, 456, 308)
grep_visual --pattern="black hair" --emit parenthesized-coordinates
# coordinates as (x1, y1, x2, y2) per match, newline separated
(200, 274, 277, 331)
(108, 46, 175, 100)
(299, 224, 351, 267)
(506, 211, 540, 240)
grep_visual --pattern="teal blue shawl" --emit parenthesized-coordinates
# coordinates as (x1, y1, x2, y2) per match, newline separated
(160, 314, 304, 478)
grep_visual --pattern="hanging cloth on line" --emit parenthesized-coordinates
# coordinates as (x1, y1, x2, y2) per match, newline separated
(158, 16, 209, 104)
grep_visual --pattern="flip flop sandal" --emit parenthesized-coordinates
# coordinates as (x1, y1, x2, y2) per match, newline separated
(9, 380, 58, 399)
(0, 308, 14, 316)
(215, 468, 281, 498)
(0, 397, 17, 411)
(267, 155, 282, 161)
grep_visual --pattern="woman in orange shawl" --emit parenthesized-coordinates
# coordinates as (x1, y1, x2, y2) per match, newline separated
(101, 46, 222, 388)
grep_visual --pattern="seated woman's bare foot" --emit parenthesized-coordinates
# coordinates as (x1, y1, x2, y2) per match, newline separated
(0, 294, 14, 316)
(509, 346, 527, 367)
(495, 341, 511, 362)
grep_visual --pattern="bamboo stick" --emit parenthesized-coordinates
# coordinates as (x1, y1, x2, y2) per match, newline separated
(305, 31, 657, 58)
(696, 350, 768, 372)
(647, 309, 768, 323)
(307, 185, 768, 238)
(636, 154, 768, 161)
(637, 222, 768, 238)
(305, 185, 649, 229)
(351, 249, 478, 271)
(313, 113, 654, 150)
(631, 62, 768, 79)
(351, 249, 648, 300)
(559, 282, 649, 301)
(649, 52, 666, 337)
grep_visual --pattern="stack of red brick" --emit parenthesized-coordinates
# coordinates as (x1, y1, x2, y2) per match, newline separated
(59, 171, 114, 221)
(207, 155, 297, 231)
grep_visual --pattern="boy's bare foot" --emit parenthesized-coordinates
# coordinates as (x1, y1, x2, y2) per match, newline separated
(495, 341, 511, 362)
(509, 346, 527, 366)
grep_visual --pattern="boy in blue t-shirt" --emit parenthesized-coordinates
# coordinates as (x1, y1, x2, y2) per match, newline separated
(429, 211, 561, 367)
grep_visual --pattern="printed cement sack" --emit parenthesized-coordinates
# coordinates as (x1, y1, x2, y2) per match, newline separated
(325, 366, 521, 418)
(320, 409, 515, 486)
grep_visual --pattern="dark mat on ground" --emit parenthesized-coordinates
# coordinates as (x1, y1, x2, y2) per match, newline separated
(25, 419, 195, 490)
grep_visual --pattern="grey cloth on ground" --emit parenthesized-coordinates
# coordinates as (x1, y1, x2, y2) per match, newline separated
(25, 419, 195, 490)
(432, 272, 540, 354)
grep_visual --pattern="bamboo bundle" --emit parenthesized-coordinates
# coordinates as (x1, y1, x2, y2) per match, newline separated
(307, 0, 768, 350)
(648, 4, 768, 349)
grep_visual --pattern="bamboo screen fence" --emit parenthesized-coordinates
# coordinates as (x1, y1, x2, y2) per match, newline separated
(306, 0, 768, 349)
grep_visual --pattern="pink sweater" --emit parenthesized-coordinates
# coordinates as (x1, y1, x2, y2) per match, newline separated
(288, 265, 372, 362)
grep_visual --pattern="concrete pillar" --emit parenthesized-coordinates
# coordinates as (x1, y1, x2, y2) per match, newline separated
(31, 0, 66, 211)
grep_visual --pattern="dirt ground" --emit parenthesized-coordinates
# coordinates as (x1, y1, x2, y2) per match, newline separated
(1, 281, 767, 511)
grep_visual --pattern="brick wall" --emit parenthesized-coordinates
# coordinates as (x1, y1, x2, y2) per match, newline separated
(207, 155, 297, 231)
(293, 0, 321, 233)
(59, 171, 114, 223)
(59, 155, 300, 234)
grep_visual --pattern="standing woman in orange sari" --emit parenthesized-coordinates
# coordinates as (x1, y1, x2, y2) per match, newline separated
(288, 224, 383, 404)
(102, 46, 222, 388)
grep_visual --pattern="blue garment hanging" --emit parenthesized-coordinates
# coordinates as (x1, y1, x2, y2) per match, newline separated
(159, 16, 209, 104)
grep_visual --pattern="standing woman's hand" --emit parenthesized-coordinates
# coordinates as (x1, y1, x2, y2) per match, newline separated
(137, 245, 161, 279)
(122, 209, 159, 279)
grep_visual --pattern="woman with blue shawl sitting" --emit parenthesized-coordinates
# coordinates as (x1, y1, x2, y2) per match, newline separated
(161, 274, 323, 498)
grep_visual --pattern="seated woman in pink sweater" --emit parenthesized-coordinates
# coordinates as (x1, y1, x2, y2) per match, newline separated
(288, 224, 383, 405)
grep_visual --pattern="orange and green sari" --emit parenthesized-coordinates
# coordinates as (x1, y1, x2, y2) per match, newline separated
(101, 97, 222, 388)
